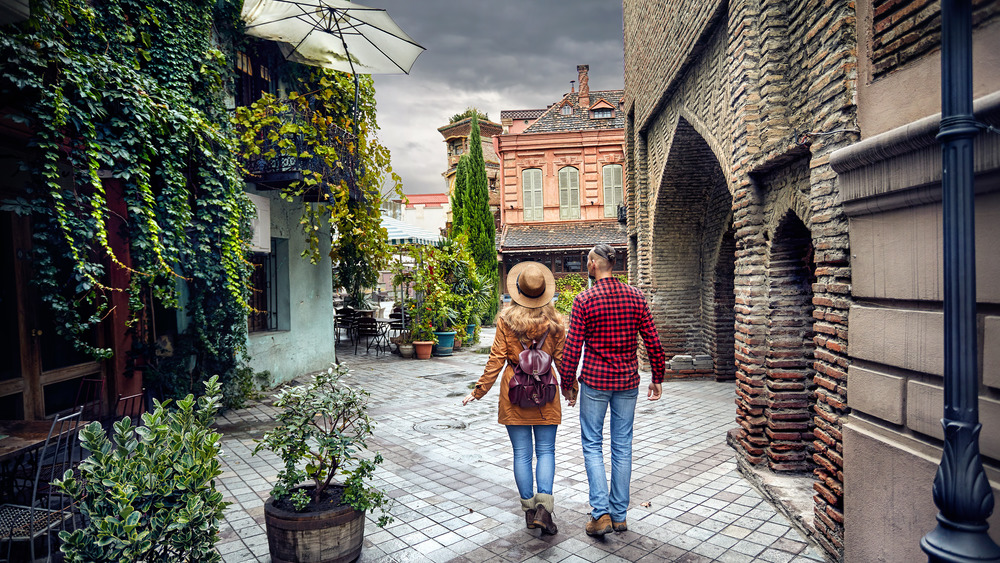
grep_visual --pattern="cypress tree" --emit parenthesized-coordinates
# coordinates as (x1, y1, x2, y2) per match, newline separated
(463, 114, 499, 321)
(450, 154, 469, 236)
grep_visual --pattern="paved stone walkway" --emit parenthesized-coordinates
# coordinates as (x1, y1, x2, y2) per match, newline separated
(213, 329, 828, 562)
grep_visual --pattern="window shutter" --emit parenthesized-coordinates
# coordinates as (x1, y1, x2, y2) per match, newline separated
(523, 169, 542, 221)
(603, 165, 623, 217)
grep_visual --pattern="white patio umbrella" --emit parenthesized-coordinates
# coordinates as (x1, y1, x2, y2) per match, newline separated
(241, 0, 425, 135)
(242, 0, 425, 74)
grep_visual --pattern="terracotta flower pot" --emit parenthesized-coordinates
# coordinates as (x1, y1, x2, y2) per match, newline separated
(413, 341, 433, 359)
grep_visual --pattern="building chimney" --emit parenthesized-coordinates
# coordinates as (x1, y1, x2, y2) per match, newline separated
(570, 80, 575, 93)
(577, 64, 590, 109)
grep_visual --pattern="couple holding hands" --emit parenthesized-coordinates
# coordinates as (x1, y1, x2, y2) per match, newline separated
(462, 244, 666, 537)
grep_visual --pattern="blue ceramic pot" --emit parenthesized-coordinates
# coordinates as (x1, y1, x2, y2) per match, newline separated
(432, 331, 456, 356)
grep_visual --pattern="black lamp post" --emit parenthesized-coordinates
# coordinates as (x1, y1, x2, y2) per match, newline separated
(920, 1, 1000, 561)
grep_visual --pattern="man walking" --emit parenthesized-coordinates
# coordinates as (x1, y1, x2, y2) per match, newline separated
(559, 243, 666, 536)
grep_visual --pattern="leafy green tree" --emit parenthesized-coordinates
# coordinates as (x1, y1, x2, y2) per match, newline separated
(450, 154, 469, 236)
(449, 107, 489, 123)
(463, 115, 499, 321)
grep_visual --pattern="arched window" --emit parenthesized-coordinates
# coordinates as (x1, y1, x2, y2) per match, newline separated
(558, 166, 580, 219)
(603, 164, 623, 217)
(560, 104, 573, 116)
(522, 169, 543, 221)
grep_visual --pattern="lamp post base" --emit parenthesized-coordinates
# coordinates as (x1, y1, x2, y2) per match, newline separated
(921, 514, 1000, 563)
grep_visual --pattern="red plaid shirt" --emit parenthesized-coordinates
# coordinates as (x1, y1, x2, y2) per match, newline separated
(559, 277, 666, 391)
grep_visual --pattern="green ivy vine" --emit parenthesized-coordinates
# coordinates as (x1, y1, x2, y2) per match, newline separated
(0, 0, 253, 403)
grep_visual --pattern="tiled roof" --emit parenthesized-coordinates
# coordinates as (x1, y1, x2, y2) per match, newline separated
(523, 90, 625, 133)
(397, 193, 450, 208)
(501, 109, 546, 121)
(501, 221, 627, 251)
(437, 117, 503, 138)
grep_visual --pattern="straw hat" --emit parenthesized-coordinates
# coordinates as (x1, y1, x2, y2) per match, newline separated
(507, 261, 556, 308)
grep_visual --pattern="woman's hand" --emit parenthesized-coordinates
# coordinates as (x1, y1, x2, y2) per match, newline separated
(462, 393, 477, 406)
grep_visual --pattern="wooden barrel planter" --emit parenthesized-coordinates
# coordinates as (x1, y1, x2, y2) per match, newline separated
(264, 496, 365, 563)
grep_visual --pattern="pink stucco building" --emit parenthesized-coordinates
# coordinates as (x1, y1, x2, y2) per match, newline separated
(494, 65, 628, 292)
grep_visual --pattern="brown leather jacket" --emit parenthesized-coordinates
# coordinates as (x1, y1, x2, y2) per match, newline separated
(471, 317, 574, 425)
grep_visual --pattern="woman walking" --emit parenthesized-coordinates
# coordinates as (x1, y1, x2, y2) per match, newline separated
(462, 261, 576, 534)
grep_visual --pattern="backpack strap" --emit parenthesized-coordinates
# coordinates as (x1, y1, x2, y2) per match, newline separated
(535, 328, 550, 349)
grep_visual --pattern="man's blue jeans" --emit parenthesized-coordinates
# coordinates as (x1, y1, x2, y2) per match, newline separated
(579, 381, 638, 521)
(505, 424, 558, 500)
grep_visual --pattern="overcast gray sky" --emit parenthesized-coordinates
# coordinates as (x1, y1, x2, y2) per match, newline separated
(371, 1, 625, 195)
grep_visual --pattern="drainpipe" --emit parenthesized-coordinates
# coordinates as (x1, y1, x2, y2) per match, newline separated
(920, 1, 1000, 561)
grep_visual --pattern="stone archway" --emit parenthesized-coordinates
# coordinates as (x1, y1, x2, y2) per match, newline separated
(650, 117, 734, 378)
(763, 210, 817, 471)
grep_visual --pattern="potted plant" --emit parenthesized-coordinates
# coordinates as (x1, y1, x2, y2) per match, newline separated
(427, 289, 459, 356)
(393, 329, 414, 358)
(253, 365, 391, 563)
(410, 318, 436, 360)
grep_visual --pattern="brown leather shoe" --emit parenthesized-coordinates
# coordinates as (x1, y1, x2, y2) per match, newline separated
(525, 508, 538, 529)
(585, 513, 613, 536)
(612, 519, 627, 532)
(532, 504, 558, 534)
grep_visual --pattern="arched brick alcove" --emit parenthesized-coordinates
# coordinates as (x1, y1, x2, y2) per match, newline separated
(650, 117, 734, 378)
(712, 227, 737, 381)
(764, 210, 817, 471)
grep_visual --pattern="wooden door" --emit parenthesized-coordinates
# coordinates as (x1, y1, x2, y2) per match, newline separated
(0, 212, 105, 420)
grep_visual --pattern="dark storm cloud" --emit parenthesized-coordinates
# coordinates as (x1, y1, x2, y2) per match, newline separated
(370, 0, 624, 195)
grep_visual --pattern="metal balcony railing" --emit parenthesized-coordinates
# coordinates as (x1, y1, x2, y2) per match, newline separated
(236, 101, 361, 201)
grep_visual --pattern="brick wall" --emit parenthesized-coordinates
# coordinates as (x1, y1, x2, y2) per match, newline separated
(624, 0, 858, 558)
(871, 0, 1000, 80)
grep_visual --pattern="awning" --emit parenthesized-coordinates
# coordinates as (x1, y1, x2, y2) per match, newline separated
(381, 214, 441, 246)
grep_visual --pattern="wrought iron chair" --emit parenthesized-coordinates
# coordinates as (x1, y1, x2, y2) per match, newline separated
(74, 376, 105, 423)
(335, 307, 357, 344)
(354, 317, 384, 355)
(103, 389, 146, 435)
(1, 408, 83, 562)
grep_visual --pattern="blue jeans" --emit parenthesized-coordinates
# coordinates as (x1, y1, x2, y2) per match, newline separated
(579, 381, 638, 521)
(505, 424, 558, 500)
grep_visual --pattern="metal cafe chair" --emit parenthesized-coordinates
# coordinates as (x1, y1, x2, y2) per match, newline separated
(1, 408, 84, 562)
(73, 376, 105, 424)
(103, 389, 146, 435)
(354, 317, 384, 355)
(335, 307, 357, 344)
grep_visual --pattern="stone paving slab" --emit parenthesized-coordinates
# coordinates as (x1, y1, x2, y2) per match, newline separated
(213, 329, 829, 562)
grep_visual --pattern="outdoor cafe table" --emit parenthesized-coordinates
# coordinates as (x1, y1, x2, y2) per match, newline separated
(0, 419, 88, 503)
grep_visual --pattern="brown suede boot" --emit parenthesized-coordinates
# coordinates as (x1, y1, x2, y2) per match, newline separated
(586, 514, 613, 536)
(532, 493, 557, 535)
(519, 496, 539, 529)
(613, 519, 627, 532)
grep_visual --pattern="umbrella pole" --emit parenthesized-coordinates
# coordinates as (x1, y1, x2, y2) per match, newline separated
(352, 72, 360, 138)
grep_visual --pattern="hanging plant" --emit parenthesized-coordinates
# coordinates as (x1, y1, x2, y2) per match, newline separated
(232, 68, 404, 310)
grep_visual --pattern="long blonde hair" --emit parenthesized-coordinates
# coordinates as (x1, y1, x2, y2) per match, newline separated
(499, 302, 565, 342)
